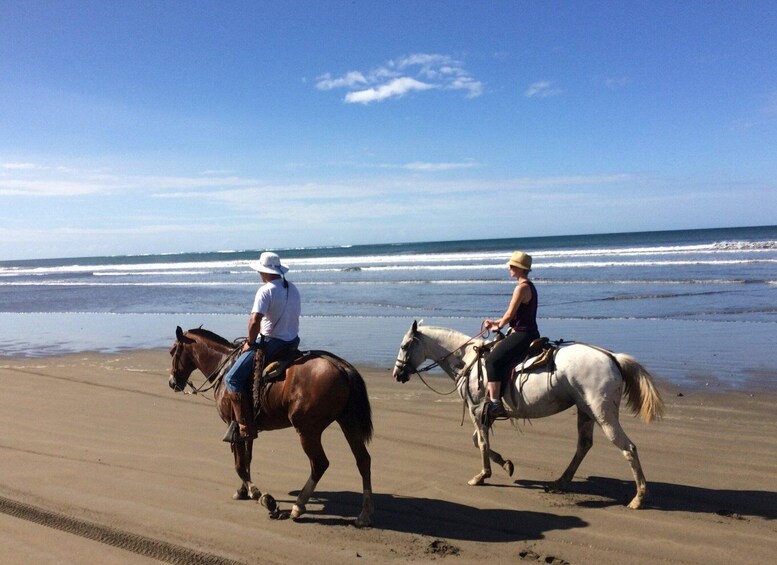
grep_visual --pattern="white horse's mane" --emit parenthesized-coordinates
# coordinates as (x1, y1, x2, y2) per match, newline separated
(414, 323, 484, 364)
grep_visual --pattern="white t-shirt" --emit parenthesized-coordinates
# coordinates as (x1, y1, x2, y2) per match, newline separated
(251, 278, 301, 341)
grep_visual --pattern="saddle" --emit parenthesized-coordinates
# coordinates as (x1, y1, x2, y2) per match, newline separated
(476, 336, 556, 373)
(251, 345, 302, 413)
(513, 337, 556, 374)
(472, 336, 558, 386)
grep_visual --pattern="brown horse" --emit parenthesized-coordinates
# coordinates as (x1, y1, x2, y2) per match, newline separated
(168, 326, 374, 527)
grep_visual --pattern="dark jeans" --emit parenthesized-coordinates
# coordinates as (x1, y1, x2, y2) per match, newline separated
(224, 336, 300, 393)
(485, 330, 540, 385)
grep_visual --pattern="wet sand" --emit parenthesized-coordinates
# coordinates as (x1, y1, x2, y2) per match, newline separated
(1, 350, 775, 564)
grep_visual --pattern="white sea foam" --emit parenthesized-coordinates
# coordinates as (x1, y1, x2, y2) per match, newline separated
(303, 258, 777, 272)
(1, 239, 774, 278)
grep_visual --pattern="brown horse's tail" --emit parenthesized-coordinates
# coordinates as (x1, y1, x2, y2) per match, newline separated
(330, 357, 374, 444)
(615, 353, 665, 423)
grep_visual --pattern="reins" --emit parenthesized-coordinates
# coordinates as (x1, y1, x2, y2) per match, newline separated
(180, 338, 246, 401)
(406, 327, 490, 396)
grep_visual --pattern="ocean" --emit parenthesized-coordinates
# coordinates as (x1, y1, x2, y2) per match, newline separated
(1, 225, 775, 392)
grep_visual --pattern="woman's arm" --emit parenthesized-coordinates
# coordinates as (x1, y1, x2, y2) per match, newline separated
(485, 282, 530, 331)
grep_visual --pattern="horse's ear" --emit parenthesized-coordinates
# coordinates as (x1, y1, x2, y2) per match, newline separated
(176, 326, 184, 341)
(411, 320, 418, 333)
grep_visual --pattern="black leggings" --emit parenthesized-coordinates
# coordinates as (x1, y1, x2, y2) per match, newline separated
(485, 330, 539, 384)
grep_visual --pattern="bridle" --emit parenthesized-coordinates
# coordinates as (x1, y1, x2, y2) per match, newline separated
(394, 327, 489, 395)
(170, 338, 234, 398)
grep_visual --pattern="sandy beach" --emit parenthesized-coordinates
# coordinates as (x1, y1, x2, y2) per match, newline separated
(1, 350, 775, 564)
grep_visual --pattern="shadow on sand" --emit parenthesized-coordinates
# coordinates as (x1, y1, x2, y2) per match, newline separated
(276, 490, 586, 541)
(517, 475, 777, 519)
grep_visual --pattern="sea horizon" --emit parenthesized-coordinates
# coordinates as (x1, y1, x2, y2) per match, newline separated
(2, 223, 775, 265)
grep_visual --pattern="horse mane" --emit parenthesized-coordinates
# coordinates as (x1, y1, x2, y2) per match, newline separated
(186, 327, 234, 348)
(417, 324, 470, 344)
(416, 324, 480, 363)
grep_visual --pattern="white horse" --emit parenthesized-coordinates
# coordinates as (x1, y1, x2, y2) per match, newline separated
(392, 321, 664, 509)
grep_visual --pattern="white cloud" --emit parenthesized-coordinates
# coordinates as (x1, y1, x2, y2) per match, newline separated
(400, 161, 478, 171)
(0, 179, 111, 196)
(318, 53, 483, 104)
(605, 77, 629, 90)
(315, 71, 368, 90)
(764, 90, 777, 115)
(199, 169, 237, 176)
(0, 169, 263, 197)
(153, 173, 633, 209)
(449, 76, 483, 98)
(2, 162, 43, 170)
(345, 77, 436, 104)
(525, 81, 562, 98)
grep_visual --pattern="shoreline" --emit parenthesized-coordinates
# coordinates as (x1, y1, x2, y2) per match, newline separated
(3, 347, 776, 400)
(1, 350, 776, 564)
(2, 312, 776, 394)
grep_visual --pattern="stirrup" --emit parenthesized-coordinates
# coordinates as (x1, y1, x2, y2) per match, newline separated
(222, 421, 244, 443)
(482, 400, 507, 426)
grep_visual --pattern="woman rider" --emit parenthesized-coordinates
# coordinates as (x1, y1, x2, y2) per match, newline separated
(483, 251, 540, 419)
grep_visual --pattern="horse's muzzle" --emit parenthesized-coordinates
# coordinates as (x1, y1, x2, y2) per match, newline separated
(168, 375, 184, 392)
(393, 368, 409, 384)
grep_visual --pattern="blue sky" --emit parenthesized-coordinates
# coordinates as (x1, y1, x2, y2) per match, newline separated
(1, 1, 776, 260)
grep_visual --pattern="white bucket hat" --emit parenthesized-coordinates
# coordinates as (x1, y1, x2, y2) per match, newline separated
(249, 252, 289, 275)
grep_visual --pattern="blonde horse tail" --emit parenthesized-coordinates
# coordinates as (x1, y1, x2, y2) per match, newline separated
(615, 353, 665, 423)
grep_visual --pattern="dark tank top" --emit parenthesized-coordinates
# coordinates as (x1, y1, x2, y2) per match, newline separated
(509, 280, 538, 334)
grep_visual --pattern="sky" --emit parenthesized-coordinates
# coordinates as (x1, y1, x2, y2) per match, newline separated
(1, 1, 776, 260)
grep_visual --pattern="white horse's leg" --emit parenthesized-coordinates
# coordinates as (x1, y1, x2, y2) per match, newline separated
(471, 431, 514, 477)
(597, 411, 648, 509)
(547, 410, 595, 492)
(468, 422, 494, 486)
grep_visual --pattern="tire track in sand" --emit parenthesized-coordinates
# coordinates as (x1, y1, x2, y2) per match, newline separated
(0, 495, 244, 565)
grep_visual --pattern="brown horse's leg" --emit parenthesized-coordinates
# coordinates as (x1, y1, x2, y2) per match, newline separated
(231, 441, 260, 500)
(340, 423, 373, 528)
(291, 429, 329, 520)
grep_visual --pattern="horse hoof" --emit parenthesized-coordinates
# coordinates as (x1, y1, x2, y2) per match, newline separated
(468, 476, 485, 486)
(232, 488, 249, 500)
(544, 481, 564, 494)
(291, 504, 306, 520)
(355, 514, 371, 528)
(260, 493, 277, 512)
(627, 497, 643, 509)
(249, 486, 261, 500)
(504, 460, 514, 477)
(260, 494, 283, 519)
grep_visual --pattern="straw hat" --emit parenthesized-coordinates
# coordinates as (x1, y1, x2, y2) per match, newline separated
(506, 251, 532, 271)
(249, 252, 289, 275)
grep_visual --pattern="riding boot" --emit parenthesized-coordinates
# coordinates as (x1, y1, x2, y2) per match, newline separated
(239, 390, 258, 439)
(488, 399, 507, 418)
(482, 399, 507, 426)
(223, 391, 257, 442)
